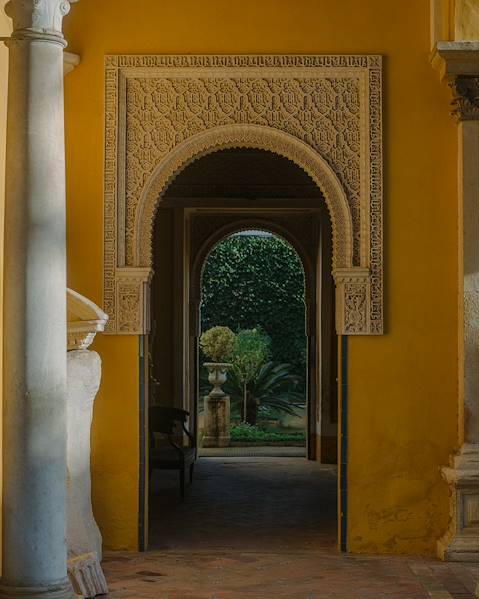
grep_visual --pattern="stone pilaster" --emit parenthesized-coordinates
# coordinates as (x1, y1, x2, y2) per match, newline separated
(433, 44, 479, 561)
(1, 1, 76, 597)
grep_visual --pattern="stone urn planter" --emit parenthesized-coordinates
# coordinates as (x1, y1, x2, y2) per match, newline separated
(203, 362, 232, 448)
(199, 327, 236, 448)
(204, 362, 231, 397)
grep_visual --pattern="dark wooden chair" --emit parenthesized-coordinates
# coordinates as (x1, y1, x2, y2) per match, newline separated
(149, 406, 196, 500)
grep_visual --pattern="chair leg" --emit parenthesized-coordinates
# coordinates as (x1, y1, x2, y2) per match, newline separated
(189, 462, 194, 484)
(180, 468, 185, 500)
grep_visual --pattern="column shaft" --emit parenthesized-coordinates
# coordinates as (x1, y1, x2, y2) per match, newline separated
(1, 33, 73, 598)
(461, 120, 479, 445)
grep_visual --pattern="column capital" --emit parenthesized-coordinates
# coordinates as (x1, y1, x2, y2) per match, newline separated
(4, 0, 77, 45)
(450, 76, 479, 121)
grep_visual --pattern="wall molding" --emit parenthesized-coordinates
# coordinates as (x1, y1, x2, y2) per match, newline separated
(103, 54, 383, 335)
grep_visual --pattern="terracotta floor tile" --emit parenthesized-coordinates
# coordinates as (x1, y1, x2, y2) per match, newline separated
(103, 458, 478, 599)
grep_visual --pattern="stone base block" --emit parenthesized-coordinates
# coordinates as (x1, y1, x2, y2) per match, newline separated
(438, 535, 479, 562)
(438, 443, 479, 562)
(67, 553, 108, 598)
(203, 434, 230, 448)
(0, 580, 75, 599)
(203, 395, 231, 448)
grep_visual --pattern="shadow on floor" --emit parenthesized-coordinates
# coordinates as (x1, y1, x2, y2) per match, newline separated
(148, 457, 338, 552)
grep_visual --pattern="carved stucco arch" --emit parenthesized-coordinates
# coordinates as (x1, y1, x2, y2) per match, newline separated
(134, 125, 353, 271)
(104, 54, 383, 336)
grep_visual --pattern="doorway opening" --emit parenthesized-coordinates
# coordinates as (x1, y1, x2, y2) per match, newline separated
(198, 229, 308, 458)
(147, 148, 339, 552)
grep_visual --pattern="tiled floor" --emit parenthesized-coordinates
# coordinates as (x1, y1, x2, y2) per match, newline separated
(103, 458, 479, 598)
(103, 550, 479, 599)
(148, 457, 337, 552)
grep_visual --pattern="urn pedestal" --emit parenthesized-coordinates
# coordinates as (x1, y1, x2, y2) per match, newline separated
(202, 363, 231, 448)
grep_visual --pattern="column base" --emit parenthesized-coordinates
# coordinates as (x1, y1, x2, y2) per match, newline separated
(437, 443, 479, 562)
(438, 535, 479, 562)
(0, 579, 76, 599)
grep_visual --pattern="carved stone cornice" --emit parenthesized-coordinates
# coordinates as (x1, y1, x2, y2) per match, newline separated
(432, 41, 479, 80)
(4, 0, 77, 45)
(450, 76, 479, 121)
(431, 42, 479, 121)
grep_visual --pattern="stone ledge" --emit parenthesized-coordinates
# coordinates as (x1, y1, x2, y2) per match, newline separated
(432, 41, 479, 79)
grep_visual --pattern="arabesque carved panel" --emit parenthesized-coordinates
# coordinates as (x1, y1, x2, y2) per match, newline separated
(103, 55, 383, 335)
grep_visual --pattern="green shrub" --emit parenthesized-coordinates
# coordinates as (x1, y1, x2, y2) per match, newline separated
(230, 423, 305, 443)
(225, 361, 305, 425)
(201, 235, 306, 372)
(199, 326, 236, 362)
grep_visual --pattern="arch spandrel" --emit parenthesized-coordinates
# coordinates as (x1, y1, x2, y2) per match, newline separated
(103, 54, 383, 336)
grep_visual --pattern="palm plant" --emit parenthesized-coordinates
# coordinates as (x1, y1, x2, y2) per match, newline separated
(225, 361, 305, 426)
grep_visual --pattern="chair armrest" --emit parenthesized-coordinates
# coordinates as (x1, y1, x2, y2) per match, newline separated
(167, 435, 187, 462)
(182, 422, 196, 450)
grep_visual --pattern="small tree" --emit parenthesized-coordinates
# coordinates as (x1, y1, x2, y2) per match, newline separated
(231, 328, 271, 422)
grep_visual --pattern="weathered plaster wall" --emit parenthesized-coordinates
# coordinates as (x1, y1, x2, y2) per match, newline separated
(64, 0, 458, 554)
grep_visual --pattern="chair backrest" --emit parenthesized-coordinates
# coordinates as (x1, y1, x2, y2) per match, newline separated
(149, 406, 189, 436)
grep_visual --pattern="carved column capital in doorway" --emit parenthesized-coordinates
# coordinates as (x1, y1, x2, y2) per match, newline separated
(4, 0, 77, 45)
(450, 76, 479, 120)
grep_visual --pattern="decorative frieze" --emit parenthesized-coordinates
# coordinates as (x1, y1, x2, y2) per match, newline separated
(115, 267, 153, 334)
(103, 55, 383, 336)
(334, 268, 371, 335)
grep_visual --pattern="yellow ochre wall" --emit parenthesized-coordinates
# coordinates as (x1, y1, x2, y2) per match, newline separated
(63, 0, 458, 554)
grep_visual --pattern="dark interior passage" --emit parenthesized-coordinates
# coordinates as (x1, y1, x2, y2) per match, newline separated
(148, 457, 337, 552)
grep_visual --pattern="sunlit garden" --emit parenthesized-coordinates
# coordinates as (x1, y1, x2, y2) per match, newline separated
(199, 231, 307, 448)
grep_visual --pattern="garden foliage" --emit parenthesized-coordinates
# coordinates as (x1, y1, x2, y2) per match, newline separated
(225, 361, 305, 425)
(199, 325, 236, 362)
(201, 234, 306, 372)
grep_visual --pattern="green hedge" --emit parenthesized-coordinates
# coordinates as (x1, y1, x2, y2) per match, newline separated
(201, 234, 306, 376)
(230, 423, 305, 442)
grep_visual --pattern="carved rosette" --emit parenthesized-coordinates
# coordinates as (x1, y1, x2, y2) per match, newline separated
(103, 55, 384, 336)
(450, 76, 479, 121)
(5, 0, 76, 44)
(334, 268, 371, 335)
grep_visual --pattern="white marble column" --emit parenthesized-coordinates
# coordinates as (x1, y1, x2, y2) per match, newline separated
(437, 102, 479, 562)
(1, 1, 76, 597)
(433, 43, 479, 561)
